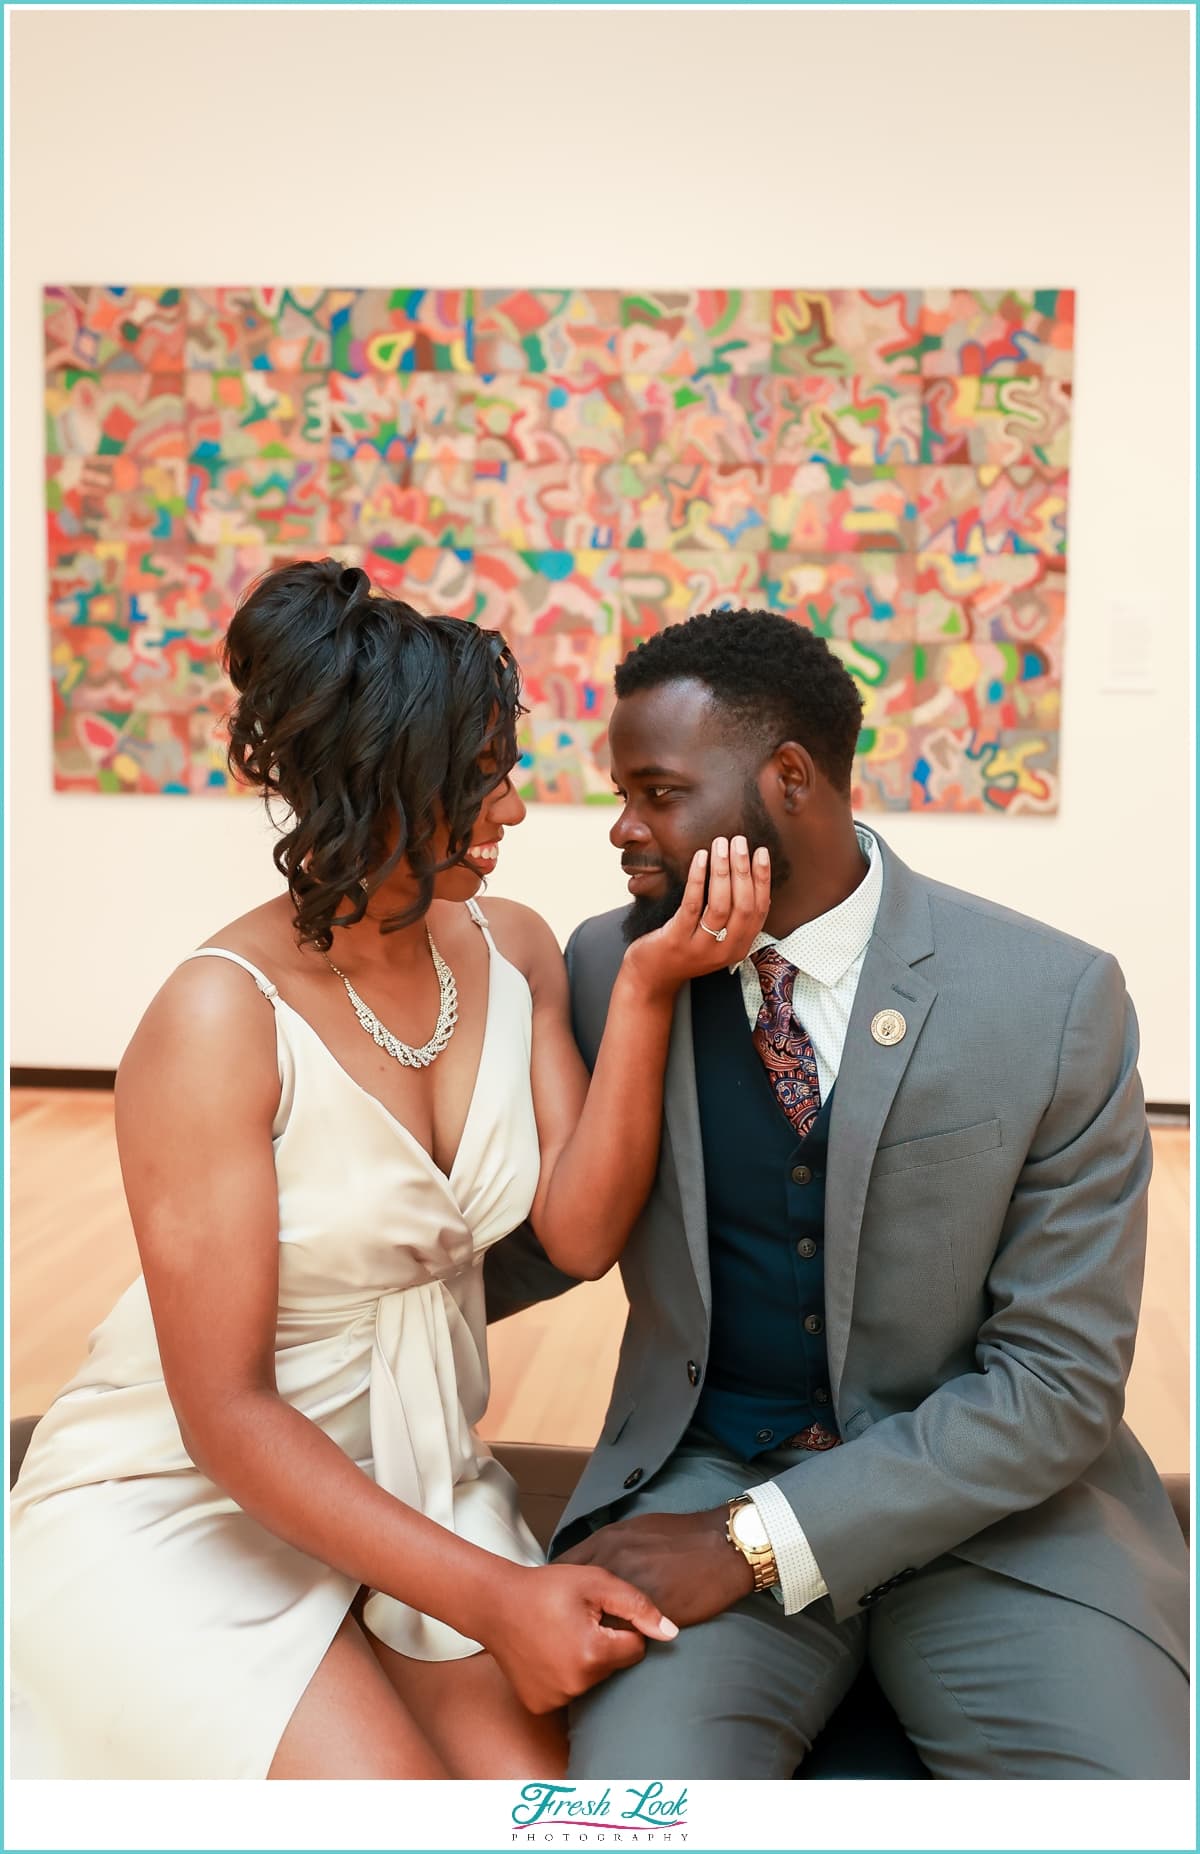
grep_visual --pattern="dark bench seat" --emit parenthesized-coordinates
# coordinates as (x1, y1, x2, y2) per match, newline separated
(9, 1419, 1189, 1780)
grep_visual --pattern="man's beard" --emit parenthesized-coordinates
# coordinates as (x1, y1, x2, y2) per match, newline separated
(620, 783, 791, 945)
(621, 868, 690, 944)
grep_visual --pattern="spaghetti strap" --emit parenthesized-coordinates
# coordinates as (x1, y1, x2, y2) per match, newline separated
(464, 897, 496, 949)
(183, 947, 278, 1000)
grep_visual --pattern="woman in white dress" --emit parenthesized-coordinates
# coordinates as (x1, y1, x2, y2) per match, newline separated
(11, 558, 770, 1779)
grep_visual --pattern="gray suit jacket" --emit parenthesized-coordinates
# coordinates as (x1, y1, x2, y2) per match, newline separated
(485, 834, 1189, 1673)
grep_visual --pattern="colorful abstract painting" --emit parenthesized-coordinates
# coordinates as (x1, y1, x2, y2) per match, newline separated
(45, 285, 1072, 810)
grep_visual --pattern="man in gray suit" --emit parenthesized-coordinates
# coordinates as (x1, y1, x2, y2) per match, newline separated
(486, 610, 1189, 1778)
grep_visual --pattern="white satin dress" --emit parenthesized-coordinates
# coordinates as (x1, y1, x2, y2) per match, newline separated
(10, 900, 545, 1778)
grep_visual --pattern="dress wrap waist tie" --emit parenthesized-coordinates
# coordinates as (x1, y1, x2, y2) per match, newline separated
(361, 1278, 542, 1661)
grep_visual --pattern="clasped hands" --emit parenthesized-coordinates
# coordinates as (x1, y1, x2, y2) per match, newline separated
(479, 1507, 747, 1716)
(557, 1504, 755, 1630)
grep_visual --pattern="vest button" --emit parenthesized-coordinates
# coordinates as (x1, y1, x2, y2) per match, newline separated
(791, 1164, 813, 1185)
(796, 1237, 818, 1260)
(686, 1360, 700, 1386)
(814, 1386, 831, 1404)
(623, 1467, 643, 1489)
(755, 1428, 774, 1445)
(803, 1313, 824, 1335)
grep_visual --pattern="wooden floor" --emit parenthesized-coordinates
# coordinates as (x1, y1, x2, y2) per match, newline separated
(8, 1089, 1192, 1472)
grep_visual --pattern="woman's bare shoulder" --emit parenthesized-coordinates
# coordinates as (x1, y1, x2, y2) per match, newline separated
(471, 897, 565, 992)
(117, 897, 291, 1098)
(195, 893, 297, 971)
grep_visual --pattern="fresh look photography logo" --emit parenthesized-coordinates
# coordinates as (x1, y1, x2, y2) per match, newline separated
(510, 1781, 689, 1843)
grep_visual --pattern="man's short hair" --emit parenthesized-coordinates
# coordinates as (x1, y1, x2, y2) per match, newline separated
(614, 609, 864, 794)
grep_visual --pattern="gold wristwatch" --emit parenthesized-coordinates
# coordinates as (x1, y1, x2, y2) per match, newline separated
(726, 1494, 779, 1593)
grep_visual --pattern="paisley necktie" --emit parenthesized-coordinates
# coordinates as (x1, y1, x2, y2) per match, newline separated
(750, 945, 822, 1140)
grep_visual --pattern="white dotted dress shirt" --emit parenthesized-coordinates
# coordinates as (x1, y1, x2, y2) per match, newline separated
(731, 825, 883, 1613)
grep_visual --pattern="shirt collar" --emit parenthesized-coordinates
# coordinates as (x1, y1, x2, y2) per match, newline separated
(733, 825, 882, 988)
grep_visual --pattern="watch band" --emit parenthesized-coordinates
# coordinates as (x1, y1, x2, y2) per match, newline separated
(726, 1494, 779, 1593)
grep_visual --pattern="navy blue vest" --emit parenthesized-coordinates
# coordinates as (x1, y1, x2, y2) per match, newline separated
(691, 968, 838, 1461)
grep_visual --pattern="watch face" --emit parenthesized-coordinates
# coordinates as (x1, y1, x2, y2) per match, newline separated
(731, 1501, 770, 1552)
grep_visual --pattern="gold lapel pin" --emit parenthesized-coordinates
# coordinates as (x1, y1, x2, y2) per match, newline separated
(870, 1008, 907, 1047)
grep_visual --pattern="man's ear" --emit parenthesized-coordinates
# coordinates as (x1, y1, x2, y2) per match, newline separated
(768, 740, 818, 815)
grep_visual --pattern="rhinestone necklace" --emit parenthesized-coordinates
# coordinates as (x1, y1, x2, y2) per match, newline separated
(321, 929, 458, 1069)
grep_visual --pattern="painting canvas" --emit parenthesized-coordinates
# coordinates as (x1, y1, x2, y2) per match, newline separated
(44, 285, 1072, 811)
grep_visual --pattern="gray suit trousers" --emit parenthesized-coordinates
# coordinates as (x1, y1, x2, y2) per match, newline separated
(567, 1433, 1190, 1780)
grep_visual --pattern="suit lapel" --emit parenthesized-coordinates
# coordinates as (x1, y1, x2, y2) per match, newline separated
(824, 841, 937, 1406)
(662, 983, 712, 1312)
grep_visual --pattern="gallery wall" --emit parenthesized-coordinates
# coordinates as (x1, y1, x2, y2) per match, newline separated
(9, 7, 1192, 1096)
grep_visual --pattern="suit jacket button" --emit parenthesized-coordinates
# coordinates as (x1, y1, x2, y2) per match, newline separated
(687, 1360, 700, 1386)
(796, 1237, 818, 1260)
(803, 1313, 824, 1335)
(814, 1386, 830, 1405)
(755, 1428, 774, 1445)
(623, 1468, 643, 1489)
(791, 1164, 813, 1185)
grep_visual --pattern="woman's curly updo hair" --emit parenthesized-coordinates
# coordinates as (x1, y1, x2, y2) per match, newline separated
(223, 558, 524, 951)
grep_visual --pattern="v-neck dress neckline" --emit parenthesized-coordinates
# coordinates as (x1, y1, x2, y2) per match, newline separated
(271, 914, 504, 1193)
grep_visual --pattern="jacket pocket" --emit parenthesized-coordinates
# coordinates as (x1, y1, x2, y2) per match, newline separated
(872, 1117, 1002, 1179)
(603, 1399, 636, 1445)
